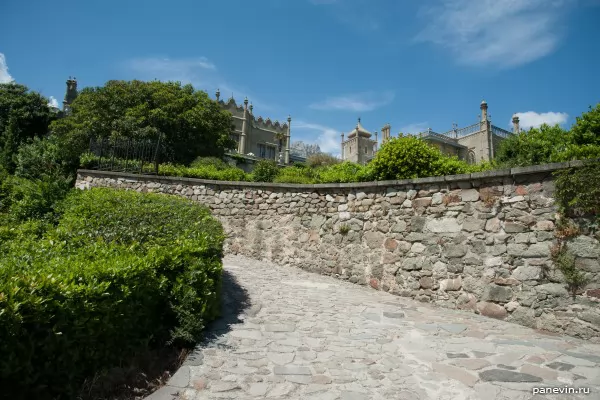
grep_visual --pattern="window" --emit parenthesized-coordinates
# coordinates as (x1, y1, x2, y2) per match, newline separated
(258, 144, 266, 158)
(267, 146, 276, 160)
(364, 146, 368, 154)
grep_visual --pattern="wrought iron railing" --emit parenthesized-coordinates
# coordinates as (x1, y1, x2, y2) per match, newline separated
(85, 135, 163, 174)
(491, 125, 513, 139)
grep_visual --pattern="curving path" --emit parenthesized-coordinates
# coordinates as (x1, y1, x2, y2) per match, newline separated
(148, 255, 600, 400)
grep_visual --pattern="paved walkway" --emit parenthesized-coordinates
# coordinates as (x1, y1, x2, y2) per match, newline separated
(149, 255, 600, 400)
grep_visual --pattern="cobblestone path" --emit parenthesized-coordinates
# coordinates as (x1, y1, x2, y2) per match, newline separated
(148, 255, 600, 400)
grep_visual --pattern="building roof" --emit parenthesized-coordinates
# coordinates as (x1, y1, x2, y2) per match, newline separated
(420, 131, 467, 149)
(347, 119, 372, 138)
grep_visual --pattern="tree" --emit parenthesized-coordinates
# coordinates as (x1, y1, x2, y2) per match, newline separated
(50, 80, 236, 166)
(306, 152, 341, 168)
(496, 103, 600, 167)
(368, 136, 472, 180)
(0, 83, 56, 172)
(495, 124, 570, 167)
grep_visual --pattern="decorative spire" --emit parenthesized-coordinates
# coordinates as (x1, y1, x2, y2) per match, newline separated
(215, 88, 220, 101)
(249, 102, 253, 113)
(287, 115, 291, 123)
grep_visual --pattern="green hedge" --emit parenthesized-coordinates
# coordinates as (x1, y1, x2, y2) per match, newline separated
(0, 188, 224, 399)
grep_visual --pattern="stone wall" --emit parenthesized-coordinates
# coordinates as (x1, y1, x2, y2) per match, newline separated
(76, 163, 600, 342)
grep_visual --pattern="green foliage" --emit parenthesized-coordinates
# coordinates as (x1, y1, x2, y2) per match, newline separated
(571, 104, 600, 148)
(306, 153, 341, 168)
(190, 156, 230, 170)
(339, 224, 350, 235)
(367, 136, 473, 180)
(50, 80, 236, 165)
(315, 161, 370, 183)
(15, 135, 77, 181)
(554, 162, 600, 219)
(0, 83, 57, 173)
(550, 243, 588, 297)
(273, 165, 316, 184)
(159, 163, 249, 181)
(0, 188, 224, 399)
(252, 159, 280, 182)
(497, 104, 600, 167)
(0, 174, 71, 223)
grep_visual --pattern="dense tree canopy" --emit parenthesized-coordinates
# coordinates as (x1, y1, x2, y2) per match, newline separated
(0, 83, 57, 173)
(50, 80, 236, 165)
(367, 136, 475, 180)
(496, 103, 600, 167)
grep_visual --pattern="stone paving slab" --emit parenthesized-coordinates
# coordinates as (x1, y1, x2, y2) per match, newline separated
(152, 255, 600, 400)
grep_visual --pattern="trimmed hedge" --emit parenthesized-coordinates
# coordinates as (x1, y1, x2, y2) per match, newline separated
(0, 188, 224, 399)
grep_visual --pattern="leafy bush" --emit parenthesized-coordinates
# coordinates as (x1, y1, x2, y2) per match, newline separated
(1, 175, 71, 223)
(554, 162, 600, 219)
(316, 161, 370, 183)
(273, 165, 316, 184)
(368, 136, 472, 180)
(15, 135, 78, 181)
(0, 188, 224, 399)
(252, 159, 280, 182)
(497, 104, 600, 167)
(190, 156, 231, 170)
(159, 163, 248, 181)
(306, 153, 341, 168)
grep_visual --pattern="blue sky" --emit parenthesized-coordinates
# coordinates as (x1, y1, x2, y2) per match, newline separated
(1, 0, 599, 155)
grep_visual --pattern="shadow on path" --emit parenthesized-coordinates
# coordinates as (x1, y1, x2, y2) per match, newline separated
(183, 269, 251, 366)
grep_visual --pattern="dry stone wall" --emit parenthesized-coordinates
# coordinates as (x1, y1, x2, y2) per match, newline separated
(76, 164, 600, 342)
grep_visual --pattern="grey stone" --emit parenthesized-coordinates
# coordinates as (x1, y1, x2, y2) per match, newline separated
(383, 312, 405, 319)
(447, 353, 469, 358)
(546, 362, 575, 371)
(274, 365, 312, 375)
(426, 218, 462, 233)
(479, 369, 543, 382)
(482, 285, 513, 303)
(167, 366, 190, 388)
(440, 324, 468, 334)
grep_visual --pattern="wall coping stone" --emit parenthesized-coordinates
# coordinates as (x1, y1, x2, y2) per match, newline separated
(77, 160, 598, 190)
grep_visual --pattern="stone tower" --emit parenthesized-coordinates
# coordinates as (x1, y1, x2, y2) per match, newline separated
(512, 114, 520, 134)
(341, 118, 377, 164)
(381, 123, 391, 144)
(63, 77, 78, 114)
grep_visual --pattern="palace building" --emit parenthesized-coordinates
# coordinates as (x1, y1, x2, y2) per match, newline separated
(341, 101, 520, 164)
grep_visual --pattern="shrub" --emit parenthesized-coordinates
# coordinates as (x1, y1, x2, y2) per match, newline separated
(3, 175, 71, 223)
(190, 156, 230, 170)
(368, 136, 471, 180)
(273, 165, 316, 184)
(252, 159, 280, 182)
(306, 153, 341, 168)
(15, 135, 78, 181)
(159, 163, 248, 181)
(316, 161, 368, 183)
(0, 188, 224, 399)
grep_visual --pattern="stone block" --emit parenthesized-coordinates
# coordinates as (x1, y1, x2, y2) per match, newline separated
(460, 189, 480, 202)
(476, 302, 508, 319)
(426, 218, 462, 233)
(482, 285, 513, 303)
(439, 278, 462, 291)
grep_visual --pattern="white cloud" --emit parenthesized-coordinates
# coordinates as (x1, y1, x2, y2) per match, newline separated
(415, 0, 574, 68)
(294, 121, 341, 156)
(309, 91, 395, 112)
(48, 96, 59, 108)
(399, 122, 429, 135)
(512, 111, 569, 130)
(0, 53, 14, 83)
(125, 56, 274, 111)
